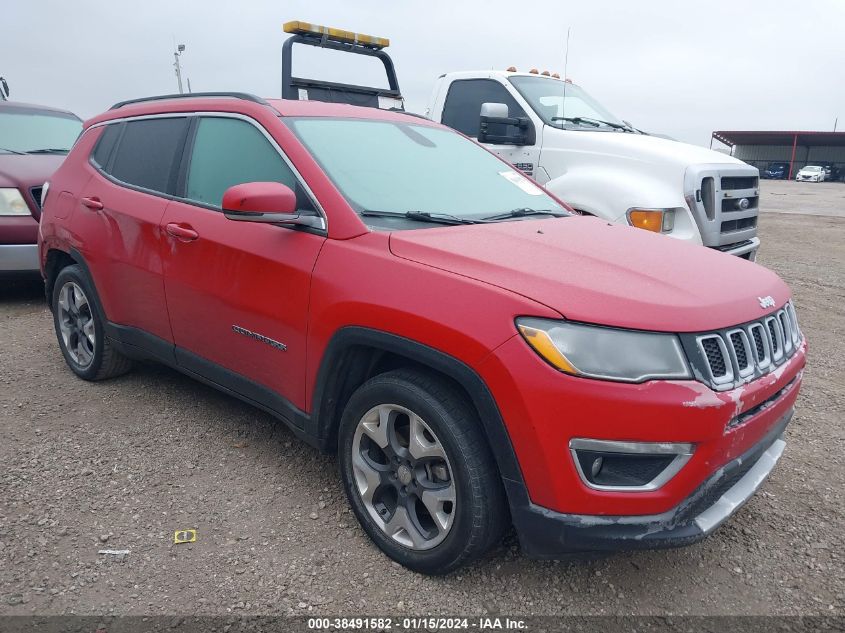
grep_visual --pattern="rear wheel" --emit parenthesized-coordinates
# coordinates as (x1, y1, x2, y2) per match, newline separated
(51, 265, 133, 381)
(338, 368, 507, 574)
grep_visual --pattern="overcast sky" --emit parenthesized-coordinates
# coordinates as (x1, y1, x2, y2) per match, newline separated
(3, 0, 843, 146)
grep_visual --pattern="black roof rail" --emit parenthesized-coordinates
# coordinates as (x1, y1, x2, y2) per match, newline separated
(109, 92, 270, 111)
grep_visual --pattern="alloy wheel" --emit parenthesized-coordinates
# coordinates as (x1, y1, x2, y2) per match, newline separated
(351, 404, 456, 550)
(57, 281, 95, 368)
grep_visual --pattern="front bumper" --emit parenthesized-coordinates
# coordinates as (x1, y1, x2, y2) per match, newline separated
(0, 243, 39, 273)
(715, 236, 760, 261)
(509, 409, 790, 556)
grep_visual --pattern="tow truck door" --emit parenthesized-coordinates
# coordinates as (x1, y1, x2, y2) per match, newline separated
(437, 77, 544, 182)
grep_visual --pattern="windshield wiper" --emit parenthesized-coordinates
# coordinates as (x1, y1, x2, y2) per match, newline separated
(0, 147, 26, 155)
(360, 210, 479, 225)
(551, 116, 635, 132)
(480, 208, 568, 221)
(25, 148, 70, 154)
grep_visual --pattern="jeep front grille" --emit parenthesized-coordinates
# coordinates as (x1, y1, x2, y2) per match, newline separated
(682, 301, 801, 391)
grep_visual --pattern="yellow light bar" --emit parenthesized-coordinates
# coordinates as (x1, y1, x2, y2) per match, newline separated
(283, 21, 390, 49)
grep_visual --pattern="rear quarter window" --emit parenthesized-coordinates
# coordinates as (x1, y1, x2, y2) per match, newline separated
(90, 124, 122, 169)
(108, 117, 189, 194)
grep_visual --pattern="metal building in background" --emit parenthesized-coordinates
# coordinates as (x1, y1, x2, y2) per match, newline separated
(712, 130, 845, 181)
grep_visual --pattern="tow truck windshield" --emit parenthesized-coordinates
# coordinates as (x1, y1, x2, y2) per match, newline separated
(510, 75, 630, 131)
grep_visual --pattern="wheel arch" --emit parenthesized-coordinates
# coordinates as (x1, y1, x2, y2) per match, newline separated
(44, 248, 109, 326)
(310, 327, 525, 488)
(43, 248, 77, 309)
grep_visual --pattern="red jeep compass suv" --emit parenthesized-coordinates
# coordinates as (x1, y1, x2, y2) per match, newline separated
(39, 93, 806, 574)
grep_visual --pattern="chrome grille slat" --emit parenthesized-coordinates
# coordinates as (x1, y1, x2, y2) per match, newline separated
(727, 328, 753, 378)
(688, 301, 801, 390)
(748, 323, 771, 370)
(766, 316, 784, 362)
(778, 310, 794, 354)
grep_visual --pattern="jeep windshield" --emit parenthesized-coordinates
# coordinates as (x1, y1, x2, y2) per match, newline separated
(0, 106, 82, 154)
(509, 75, 629, 131)
(286, 117, 567, 229)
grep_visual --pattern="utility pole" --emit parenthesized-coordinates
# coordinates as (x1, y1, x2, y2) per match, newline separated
(173, 44, 186, 94)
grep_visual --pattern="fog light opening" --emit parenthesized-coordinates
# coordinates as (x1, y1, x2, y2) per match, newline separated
(569, 439, 694, 492)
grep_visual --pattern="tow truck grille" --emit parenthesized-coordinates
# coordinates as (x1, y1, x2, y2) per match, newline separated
(681, 301, 802, 391)
(721, 176, 759, 190)
(685, 165, 759, 252)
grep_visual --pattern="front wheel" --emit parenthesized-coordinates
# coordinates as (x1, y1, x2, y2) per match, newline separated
(338, 369, 507, 575)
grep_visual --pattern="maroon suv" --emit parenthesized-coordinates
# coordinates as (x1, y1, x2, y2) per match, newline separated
(0, 101, 81, 275)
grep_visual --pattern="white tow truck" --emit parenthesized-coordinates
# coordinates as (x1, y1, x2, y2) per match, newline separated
(281, 23, 761, 259)
(426, 70, 760, 259)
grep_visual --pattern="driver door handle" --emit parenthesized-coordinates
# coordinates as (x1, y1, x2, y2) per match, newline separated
(165, 223, 199, 242)
(81, 196, 104, 211)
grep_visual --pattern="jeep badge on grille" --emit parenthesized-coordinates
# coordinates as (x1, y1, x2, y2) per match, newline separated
(758, 295, 775, 309)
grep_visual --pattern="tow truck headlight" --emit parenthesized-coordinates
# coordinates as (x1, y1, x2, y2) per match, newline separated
(516, 317, 691, 382)
(626, 208, 675, 233)
(0, 188, 30, 216)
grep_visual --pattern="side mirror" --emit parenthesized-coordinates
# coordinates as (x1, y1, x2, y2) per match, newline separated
(477, 102, 535, 146)
(222, 182, 324, 229)
(480, 102, 509, 119)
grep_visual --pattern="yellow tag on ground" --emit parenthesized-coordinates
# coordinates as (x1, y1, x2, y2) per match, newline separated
(173, 529, 197, 544)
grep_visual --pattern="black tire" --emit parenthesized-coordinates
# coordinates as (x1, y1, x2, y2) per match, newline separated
(51, 265, 133, 381)
(338, 368, 507, 575)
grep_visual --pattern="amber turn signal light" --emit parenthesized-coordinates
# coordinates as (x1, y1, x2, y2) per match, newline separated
(628, 209, 668, 233)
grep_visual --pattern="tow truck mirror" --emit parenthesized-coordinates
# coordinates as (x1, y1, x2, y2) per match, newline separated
(478, 102, 535, 146)
(222, 182, 324, 229)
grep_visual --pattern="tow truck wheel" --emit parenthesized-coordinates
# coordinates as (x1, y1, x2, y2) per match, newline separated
(338, 368, 507, 575)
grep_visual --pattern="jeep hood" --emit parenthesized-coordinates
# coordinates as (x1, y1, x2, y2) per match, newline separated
(389, 216, 788, 333)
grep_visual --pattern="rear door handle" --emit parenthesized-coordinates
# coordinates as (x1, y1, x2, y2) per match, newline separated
(81, 196, 104, 210)
(165, 222, 199, 242)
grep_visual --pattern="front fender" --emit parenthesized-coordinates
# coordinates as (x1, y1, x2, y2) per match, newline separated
(544, 167, 680, 222)
(544, 169, 702, 246)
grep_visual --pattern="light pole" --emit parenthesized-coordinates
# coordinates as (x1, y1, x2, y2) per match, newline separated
(173, 44, 186, 94)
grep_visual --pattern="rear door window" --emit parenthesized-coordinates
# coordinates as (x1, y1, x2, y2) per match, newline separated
(184, 116, 313, 211)
(108, 117, 189, 194)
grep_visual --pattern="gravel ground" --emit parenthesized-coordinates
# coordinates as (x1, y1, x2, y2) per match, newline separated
(760, 179, 845, 218)
(1, 212, 843, 618)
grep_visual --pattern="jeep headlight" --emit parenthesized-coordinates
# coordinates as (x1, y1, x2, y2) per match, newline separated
(0, 188, 30, 216)
(516, 317, 691, 382)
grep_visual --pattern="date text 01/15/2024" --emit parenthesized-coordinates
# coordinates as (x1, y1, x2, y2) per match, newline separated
(307, 617, 527, 630)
